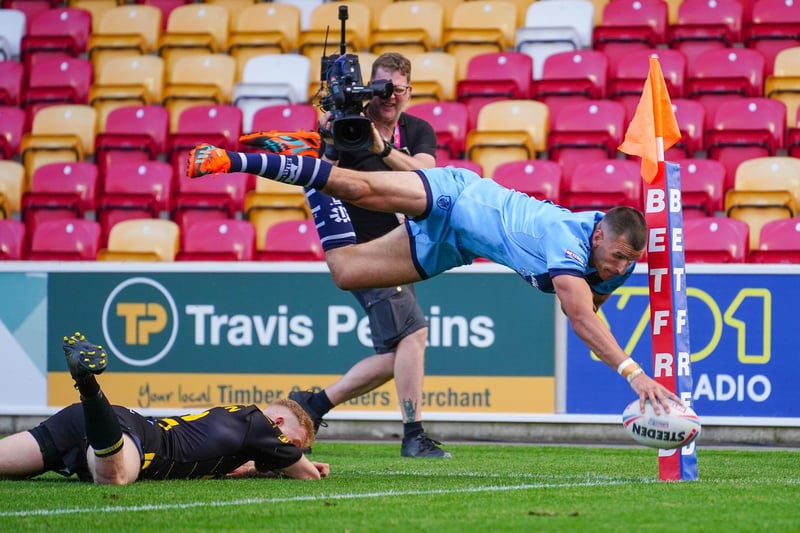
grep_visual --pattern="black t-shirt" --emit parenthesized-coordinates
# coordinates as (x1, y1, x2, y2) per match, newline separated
(336, 111, 437, 243)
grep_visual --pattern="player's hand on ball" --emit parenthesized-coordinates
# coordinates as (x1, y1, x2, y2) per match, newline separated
(628, 373, 682, 415)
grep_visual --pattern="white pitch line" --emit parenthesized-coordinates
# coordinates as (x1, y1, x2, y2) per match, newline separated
(0, 478, 653, 518)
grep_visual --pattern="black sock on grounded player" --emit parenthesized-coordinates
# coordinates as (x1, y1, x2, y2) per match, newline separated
(225, 152, 332, 189)
(305, 188, 356, 251)
(80, 388, 124, 457)
(403, 421, 424, 439)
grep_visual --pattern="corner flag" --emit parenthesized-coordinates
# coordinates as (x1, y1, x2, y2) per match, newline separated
(618, 56, 698, 482)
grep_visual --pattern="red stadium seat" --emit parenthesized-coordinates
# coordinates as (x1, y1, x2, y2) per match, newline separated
(683, 216, 750, 263)
(0, 218, 25, 259)
(685, 48, 766, 129)
(668, 0, 744, 65)
(748, 218, 800, 263)
(491, 160, 562, 204)
(561, 159, 643, 212)
(705, 98, 786, 192)
(744, 0, 800, 76)
(171, 170, 254, 231)
(0, 106, 26, 159)
(455, 51, 533, 130)
(532, 50, 609, 127)
(95, 104, 169, 183)
(249, 103, 318, 135)
(26, 218, 101, 260)
(546, 100, 626, 182)
(96, 160, 174, 245)
(608, 48, 687, 121)
(177, 218, 255, 261)
(667, 98, 706, 158)
(0, 60, 23, 106)
(165, 104, 242, 171)
(257, 219, 323, 261)
(20, 7, 92, 66)
(673, 158, 726, 218)
(593, 0, 669, 72)
(20, 161, 98, 238)
(22, 56, 93, 123)
(406, 101, 470, 160)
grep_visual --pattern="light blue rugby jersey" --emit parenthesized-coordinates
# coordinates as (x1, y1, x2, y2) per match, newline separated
(449, 177, 634, 294)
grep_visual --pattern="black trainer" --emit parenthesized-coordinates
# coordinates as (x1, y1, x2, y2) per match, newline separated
(63, 332, 107, 379)
(287, 390, 327, 434)
(401, 432, 452, 459)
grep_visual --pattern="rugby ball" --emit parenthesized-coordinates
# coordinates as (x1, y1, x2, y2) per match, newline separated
(621, 398, 701, 449)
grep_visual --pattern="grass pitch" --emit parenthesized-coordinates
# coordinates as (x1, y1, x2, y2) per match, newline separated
(0, 442, 797, 532)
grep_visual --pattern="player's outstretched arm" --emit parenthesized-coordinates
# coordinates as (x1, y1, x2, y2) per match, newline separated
(278, 455, 329, 480)
(552, 275, 680, 414)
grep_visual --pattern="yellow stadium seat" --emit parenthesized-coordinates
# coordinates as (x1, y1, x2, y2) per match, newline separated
(98, 218, 180, 261)
(0, 160, 25, 216)
(765, 47, 800, 129)
(725, 156, 800, 249)
(162, 54, 237, 130)
(405, 52, 457, 102)
(158, 4, 229, 72)
(443, 1, 518, 80)
(88, 55, 165, 128)
(20, 105, 96, 179)
(465, 100, 549, 178)
(369, 1, 444, 55)
(227, 3, 301, 75)
(244, 180, 311, 251)
(87, 5, 162, 72)
(299, 2, 372, 61)
(70, 0, 118, 32)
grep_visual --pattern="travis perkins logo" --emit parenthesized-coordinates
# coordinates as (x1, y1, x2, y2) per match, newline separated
(630, 422, 688, 443)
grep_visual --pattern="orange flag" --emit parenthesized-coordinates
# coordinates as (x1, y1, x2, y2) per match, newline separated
(618, 56, 681, 183)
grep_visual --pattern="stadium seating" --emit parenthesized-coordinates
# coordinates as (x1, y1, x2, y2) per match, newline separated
(672, 158, 726, 218)
(406, 101, 470, 160)
(765, 46, 800, 130)
(607, 48, 687, 121)
(98, 218, 180, 261)
(87, 4, 162, 71)
(20, 161, 98, 238)
(249, 103, 318, 135)
(592, 0, 669, 71)
(667, 98, 706, 158)
(369, 1, 443, 56)
(22, 56, 93, 120)
(0, 60, 23, 106)
(456, 51, 533, 129)
(88, 55, 165, 125)
(162, 53, 237, 129)
(0, 105, 26, 159)
(171, 170, 253, 231)
(668, 0, 744, 65)
(442, 1, 519, 79)
(465, 99, 549, 178)
(244, 179, 311, 252)
(26, 218, 101, 260)
(299, 2, 372, 61)
(20, 104, 96, 184)
(705, 98, 786, 192)
(0, 219, 25, 259)
(725, 156, 800, 249)
(0, 160, 24, 217)
(748, 218, 800, 263)
(561, 159, 643, 211)
(165, 104, 242, 171)
(546, 100, 626, 182)
(257, 219, 324, 261)
(682, 216, 750, 263)
(531, 50, 609, 127)
(405, 52, 458, 103)
(743, 0, 800, 76)
(20, 7, 92, 67)
(157, 3, 229, 71)
(515, 0, 595, 79)
(685, 48, 766, 129)
(227, 3, 301, 72)
(94, 104, 170, 183)
(177, 218, 256, 261)
(232, 53, 311, 133)
(491, 159, 563, 204)
(96, 160, 174, 245)
(0, 8, 25, 60)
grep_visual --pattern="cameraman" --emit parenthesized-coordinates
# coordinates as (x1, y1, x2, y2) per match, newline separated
(292, 52, 448, 458)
